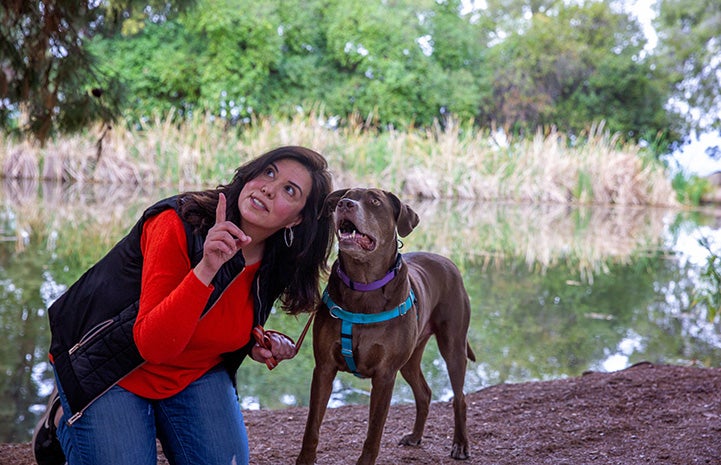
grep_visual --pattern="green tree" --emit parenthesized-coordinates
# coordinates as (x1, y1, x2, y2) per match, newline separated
(0, 0, 194, 144)
(89, 20, 205, 119)
(654, 0, 721, 135)
(420, 0, 494, 122)
(318, 0, 443, 126)
(1, 0, 690, 149)
(270, 0, 492, 126)
(266, 0, 486, 127)
(483, 0, 560, 35)
(480, 1, 672, 142)
(90, 0, 491, 128)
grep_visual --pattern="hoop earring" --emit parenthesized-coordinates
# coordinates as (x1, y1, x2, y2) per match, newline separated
(284, 227, 294, 248)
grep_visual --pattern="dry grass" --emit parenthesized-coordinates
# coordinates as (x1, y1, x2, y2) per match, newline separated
(0, 114, 677, 206)
(0, 119, 678, 282)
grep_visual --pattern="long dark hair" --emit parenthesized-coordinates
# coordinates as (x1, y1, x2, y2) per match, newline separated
(178, 146, 333, 314)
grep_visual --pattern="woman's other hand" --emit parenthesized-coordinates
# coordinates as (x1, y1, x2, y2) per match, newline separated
(250, 328, 297, 369)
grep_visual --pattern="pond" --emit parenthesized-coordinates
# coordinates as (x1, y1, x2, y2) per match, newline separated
(2, 178, 721, 444)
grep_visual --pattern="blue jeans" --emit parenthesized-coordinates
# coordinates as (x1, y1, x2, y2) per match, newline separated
(55, 365, 249, 465)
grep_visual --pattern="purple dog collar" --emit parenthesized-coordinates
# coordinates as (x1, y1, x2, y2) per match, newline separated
(337, 254, 402, 291)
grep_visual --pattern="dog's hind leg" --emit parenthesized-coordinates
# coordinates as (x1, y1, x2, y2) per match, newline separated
(436, 331, 471, 460)
(398, 338, 432, 447)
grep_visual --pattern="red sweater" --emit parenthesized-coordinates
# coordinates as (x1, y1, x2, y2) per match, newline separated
(118, 209, 257, 399)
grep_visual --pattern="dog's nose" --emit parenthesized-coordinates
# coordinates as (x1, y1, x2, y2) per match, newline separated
(337, 198, 357, 211)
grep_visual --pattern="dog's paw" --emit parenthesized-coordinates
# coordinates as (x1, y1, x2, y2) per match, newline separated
(398, 434, 422, 447)
(295, 452, 317, 465)
(450, 442, 470, 460)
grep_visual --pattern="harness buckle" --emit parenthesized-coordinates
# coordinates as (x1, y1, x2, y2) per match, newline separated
(329, 306, 342, 319)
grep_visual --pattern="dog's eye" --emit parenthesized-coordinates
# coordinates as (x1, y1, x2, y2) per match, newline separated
(370, 197, 381, 206)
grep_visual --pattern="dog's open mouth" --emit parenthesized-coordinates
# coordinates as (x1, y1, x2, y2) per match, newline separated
(337, 219, 375, 251)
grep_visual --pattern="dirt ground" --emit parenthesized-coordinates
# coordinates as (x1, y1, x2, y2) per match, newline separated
(3, 362, 720, 465)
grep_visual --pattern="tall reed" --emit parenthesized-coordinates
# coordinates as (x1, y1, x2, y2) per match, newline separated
(0, 113, 677, 206)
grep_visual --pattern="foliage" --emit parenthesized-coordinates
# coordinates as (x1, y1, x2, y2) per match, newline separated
(655, 0, 721, 135)
(89, 20, 206, 119)
(87, 0, 491, 129)
(2, 0, 704, 152)
(693, 237, 721, 322)
(1, 1, 112, 143)
(0, 0, 196, 144)
(480, 1, 672, 141)
(671, 171, 709, 205)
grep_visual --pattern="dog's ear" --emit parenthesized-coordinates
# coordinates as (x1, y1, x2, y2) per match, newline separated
(386, 191, 419, 237)
(322, 189, 350, 216)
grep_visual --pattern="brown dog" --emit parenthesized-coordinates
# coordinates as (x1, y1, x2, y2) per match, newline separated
(296, 188, 476, 465)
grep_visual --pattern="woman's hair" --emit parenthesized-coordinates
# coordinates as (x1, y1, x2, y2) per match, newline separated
(179, 146, 334, 314)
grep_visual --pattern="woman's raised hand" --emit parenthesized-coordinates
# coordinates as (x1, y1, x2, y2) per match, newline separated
(194, 193, 252, 285)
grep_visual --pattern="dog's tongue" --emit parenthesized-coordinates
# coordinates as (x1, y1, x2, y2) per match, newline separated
(339, 231, 374, 250)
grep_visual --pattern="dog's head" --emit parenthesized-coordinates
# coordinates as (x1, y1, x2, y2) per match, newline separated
(324, 188, 419, 260)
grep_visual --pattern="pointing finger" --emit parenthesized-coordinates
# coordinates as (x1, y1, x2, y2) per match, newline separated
(213, 192, 251, 246)
(216, 192, 226, 224)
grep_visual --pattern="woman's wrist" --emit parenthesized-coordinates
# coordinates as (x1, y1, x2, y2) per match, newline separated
(193, 260, 216, 286)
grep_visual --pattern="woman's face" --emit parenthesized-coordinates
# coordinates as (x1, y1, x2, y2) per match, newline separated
(238, 158, 313, 236)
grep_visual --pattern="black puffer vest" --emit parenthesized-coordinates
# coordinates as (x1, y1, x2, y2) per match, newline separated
(48, 196, 278, 422)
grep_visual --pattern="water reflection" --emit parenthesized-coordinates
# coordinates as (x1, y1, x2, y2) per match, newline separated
(2, 179, 720, 443)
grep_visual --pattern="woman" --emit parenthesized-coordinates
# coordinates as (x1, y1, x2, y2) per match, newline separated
(33, 146, 334, 465)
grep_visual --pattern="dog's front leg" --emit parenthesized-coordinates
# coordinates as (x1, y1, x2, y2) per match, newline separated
(357, 373, 396, 465)
(296, 364, 337, 465)
(398, 342, 432, 447)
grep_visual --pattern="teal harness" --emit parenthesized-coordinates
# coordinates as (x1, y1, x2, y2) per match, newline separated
(322, 287, 417, 378)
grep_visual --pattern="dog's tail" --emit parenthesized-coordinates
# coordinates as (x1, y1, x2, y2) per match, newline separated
(466, 342, 477, 362)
